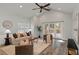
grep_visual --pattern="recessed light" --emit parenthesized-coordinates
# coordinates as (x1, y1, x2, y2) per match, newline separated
(19, 5, 23, 8)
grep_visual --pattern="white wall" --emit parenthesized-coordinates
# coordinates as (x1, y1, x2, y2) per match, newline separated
(72, 7, 79, 43)
(0, 10, 73, 40)
(0, 16, 31, 34)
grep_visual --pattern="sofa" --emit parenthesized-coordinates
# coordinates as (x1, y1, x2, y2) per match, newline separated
(10, 32, 32, 45)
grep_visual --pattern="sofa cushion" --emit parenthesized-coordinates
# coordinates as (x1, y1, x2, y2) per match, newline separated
(17, 32, 27, 37)
(20, 34, 24, 37)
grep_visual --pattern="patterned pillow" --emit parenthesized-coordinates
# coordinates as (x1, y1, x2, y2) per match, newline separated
(26, 32, 30, 36)
(13, 33, 18, 39)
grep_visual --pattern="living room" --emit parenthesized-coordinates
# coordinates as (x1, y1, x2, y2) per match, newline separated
(0, 3, 78, 55)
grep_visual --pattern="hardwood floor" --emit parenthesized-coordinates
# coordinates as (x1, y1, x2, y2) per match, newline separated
(52, 40, 68, 55)
(33, 39, 67, 55)
(0, 38, 67, 55)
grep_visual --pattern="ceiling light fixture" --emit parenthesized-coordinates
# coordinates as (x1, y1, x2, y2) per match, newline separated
(19, 5, 23, 8)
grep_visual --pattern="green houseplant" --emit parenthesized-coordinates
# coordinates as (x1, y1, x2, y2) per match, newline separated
(37, 26, 42, 38)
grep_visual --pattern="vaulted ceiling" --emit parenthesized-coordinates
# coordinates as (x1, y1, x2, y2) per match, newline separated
(0, 3, 78, 19)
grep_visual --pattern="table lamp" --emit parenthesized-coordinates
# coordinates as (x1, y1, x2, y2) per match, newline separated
(4, 29, 11, 45)
(5, 29, 11, 38)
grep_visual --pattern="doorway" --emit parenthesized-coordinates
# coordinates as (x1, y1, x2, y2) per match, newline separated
(42, 21, 64, 39)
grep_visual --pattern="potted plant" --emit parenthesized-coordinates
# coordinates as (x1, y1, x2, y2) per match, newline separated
(37, 26, 42, 38)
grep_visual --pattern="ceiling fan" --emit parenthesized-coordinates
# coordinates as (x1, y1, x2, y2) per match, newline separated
(32, 3, 51, 13)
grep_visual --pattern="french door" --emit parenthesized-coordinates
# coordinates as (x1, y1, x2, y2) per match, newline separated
(42, 21, 64, 39)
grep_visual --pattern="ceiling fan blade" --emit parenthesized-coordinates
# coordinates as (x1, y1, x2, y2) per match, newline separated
(35, 3, 41, 7)
(32, 8, 40, 10)
(40, 9, 42, 13)
(43, 3, 50, 7)
(43, 8, 50, 11)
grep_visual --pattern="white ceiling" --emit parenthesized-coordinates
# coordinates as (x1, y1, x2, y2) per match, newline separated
(0, 3, 78, 19)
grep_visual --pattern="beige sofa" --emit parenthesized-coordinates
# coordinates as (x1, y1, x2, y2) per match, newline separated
(10, 32, 32, 45)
